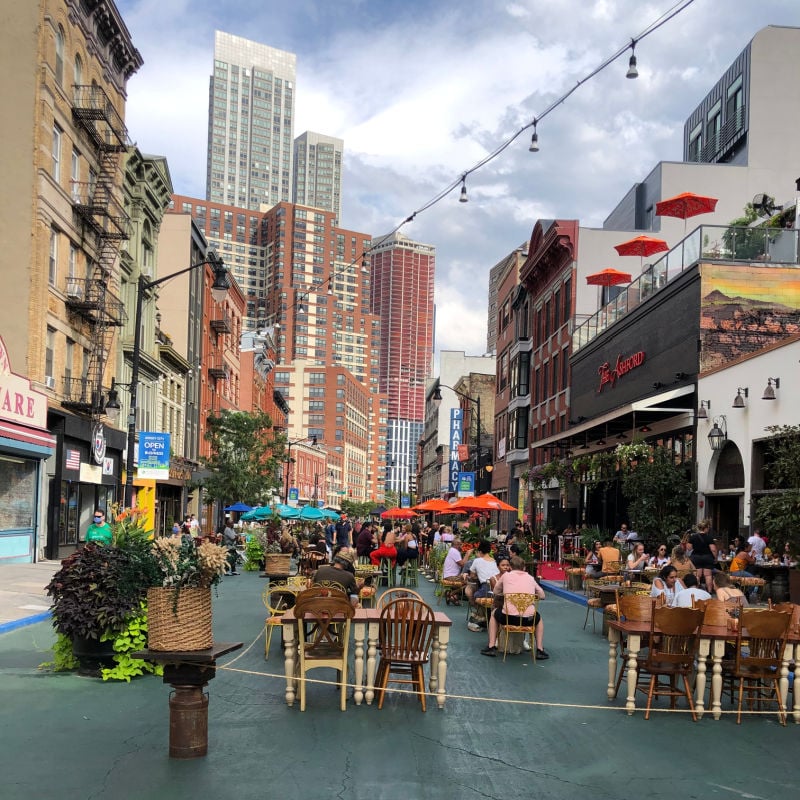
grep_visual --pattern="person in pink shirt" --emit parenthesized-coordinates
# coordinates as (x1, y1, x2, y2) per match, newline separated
(481, 556, 549, 659)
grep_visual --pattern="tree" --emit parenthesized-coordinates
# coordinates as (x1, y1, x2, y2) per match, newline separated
(754, 425, 800, 553)
(340, 499, 374, 519)
(621, 445, 693, 542)
(202, 410, 283, 506)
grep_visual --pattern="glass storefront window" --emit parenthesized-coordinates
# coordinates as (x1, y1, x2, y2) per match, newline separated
(59, 481, 79, 545)
(0, 455, 36, 531)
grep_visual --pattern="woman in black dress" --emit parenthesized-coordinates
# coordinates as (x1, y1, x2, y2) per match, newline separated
(687, 520, 716, 592)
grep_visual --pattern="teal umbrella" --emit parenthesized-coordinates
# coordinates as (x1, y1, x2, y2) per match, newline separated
(320, 508, 341, 520)
(241, 505, 274, 521)
(276, 504, 300, 519)
(298, 505, 325, 521)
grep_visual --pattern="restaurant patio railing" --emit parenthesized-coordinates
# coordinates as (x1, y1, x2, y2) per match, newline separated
(572, 225, 800, 353)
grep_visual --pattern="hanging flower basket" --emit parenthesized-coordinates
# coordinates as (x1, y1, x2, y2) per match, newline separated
(147, 587, 212, 651)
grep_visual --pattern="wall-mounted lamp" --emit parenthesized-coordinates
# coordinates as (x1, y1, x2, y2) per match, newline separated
(708, 415, 728, 451)
(639, 425, 652, 433)
(762, 377, 780, 400)
(732, 387, 748, 408)
(697, 400, 710, 420)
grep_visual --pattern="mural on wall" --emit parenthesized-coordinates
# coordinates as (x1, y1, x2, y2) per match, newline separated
(700, 265, 800, 372)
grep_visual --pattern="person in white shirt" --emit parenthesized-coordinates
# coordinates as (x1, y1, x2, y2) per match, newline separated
(673, 573, 712, 607)
(465, 540, 500, 630)
(747, 529, 767, 560)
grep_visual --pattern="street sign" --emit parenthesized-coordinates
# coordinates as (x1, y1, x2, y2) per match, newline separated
(457, 471, 475, 497)
(288, 487, 299, 507)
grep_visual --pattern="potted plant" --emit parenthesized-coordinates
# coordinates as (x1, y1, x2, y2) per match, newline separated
(255, 516, 290, 575)
(146, 537, 228, 651)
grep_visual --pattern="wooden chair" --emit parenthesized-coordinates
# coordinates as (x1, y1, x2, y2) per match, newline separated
(437, 574, 465, 607)
(730, 576, 766, 604)
(584, 576, 619, 632)
(375, 598, 436, 711)
(638, 606, 703, 720)
(293, 592, 355, 712)
(376, 587, 423, 611)
(729, 608, 792, 725)
(498, 593, 539, 662)
(400, 558, 419, 587)
(262, 586, 297, 659)
(601, 560, 623, 577)
(612, 594, 662, 698)
(300, 551, 327, 576)
(376, 557, 396, 589)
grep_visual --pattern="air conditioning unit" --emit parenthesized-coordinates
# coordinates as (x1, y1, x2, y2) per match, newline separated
(45, 376, 56, 390)
(66, 281, 81, 299)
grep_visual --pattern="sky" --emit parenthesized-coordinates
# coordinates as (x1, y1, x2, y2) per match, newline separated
(116, 0, 800, 359)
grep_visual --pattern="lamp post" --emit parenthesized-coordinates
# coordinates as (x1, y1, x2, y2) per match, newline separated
(432, 383, 485, 492)
(283, 435, 318, 504)
(123, 252, 230, 509)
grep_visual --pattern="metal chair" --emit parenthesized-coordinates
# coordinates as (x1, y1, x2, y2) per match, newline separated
(293, 591, 355, 712)
(262, 585, 297, 660)
(375, 598, 436, 711)
(400, 558, 419, 587)
(376, 557, 396, 589)
(497, 593, 539, 662)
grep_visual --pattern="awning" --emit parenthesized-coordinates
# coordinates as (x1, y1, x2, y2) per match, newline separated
(534, 385, 695, 453)
(0, 420, 56, 456)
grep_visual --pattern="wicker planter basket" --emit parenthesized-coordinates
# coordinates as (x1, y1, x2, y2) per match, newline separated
(264, 553, 292, 575)
(147, 587, 213, 651)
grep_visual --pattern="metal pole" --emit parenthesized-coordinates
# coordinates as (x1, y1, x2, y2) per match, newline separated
(124, 274, 145, 509)
(284, 441, 292, 504)
(476, 394, 481, 494)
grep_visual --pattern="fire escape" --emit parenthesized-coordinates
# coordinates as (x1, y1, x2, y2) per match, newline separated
(62, 85, 128, 415)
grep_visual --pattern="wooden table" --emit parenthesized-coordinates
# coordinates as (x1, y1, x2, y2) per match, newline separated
(607, 620, 800, 722)
(281, 607, 453, 709)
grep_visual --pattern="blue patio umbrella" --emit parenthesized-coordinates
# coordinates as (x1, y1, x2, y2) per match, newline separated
(224, 501, 253, 513)
(298, 505, 325, 521)
(320, 508, 341, 520)
(276, 504, 300, 519)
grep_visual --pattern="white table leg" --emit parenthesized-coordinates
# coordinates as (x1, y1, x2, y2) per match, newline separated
(435, 627, 450, 709)
(282, 622, 296, 707)
(429, 635, 439, 693)
(364, 620, 378, 705)
(711, 639, 725, 720)
(695, 637, 709, 719)
(793, 643, 800, 724)
(779, 644, 791, 718)
(352, 620, 365, 706)
(625, 633, 641, 715)
(607, 627, 620, 700)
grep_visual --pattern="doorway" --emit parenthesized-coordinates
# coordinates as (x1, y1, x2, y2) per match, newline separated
(707, 494, 741, 548)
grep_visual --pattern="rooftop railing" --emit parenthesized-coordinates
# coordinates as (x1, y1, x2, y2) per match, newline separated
(572, 224, 800, 353)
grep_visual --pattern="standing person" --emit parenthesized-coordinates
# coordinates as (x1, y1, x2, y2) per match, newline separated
(747, 529, 767, 560)
(481, 555, 548, 660)
(85, 509, 112, 545)
(324, 519, 336, 553)
(223, 519, 239, 575)
(335, 514, 353, 548)
(687, 520, 717, 593)
(189, 514, 201, 538)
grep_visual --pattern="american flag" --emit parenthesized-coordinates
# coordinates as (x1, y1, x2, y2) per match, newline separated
(65, 449, 81, 470)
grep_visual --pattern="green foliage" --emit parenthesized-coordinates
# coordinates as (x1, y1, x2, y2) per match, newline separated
(621, 446, 693, 541)
(100, 605, 162, 682)
(39, 632, 79, 672)
(721, 203, 776, 260)
(243, 533, 264, 571)
(754, 425, 800, 553)
(341, 499, 374, 518)
(202, 409, 283, 505)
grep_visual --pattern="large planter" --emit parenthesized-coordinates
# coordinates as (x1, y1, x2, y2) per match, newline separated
(264, 553, 292, 575)
(72, 635, 116, 677)
(147, 587, 213, 651)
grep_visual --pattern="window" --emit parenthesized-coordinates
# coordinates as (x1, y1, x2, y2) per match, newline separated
(71, 147, 80, 196)
(48, 229, 58, 285)
(74, 53, 82, 87)
(688, 123, 702, 163)
(65, 339, 74, 383)
(726, 75, 743, 131)
(68, 243, 77, 279)
(52, 125, 62, 182)
(45, 327, 55, 382)
(55, 26, 65, 86)
(706, 100, 721, 156)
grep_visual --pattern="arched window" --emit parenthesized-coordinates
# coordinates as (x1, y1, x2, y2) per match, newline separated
(55, 26, 65, 86)
(74, 53, 83, 87)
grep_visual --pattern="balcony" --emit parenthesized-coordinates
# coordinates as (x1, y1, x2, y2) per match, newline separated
(61, 377, 102, 415)
(210, 314, 232, 334)
(64, 278, 125, 326)
(71, 85, 129, 152)
(71, 181, 130, 240)
(208, 359, 228, 380)
(572, 224, 800, 353)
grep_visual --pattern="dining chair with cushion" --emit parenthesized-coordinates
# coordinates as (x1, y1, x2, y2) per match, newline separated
(375, 598, 436, 711)
(638, 605, 703, 720)
(498, 593, 539, 662)
(293, 592, 355, 712)
(729, 607, 792, 725)
(262, 586, 297, 660)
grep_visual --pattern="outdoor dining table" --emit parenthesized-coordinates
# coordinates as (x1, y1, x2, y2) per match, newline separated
(607, 618, 800, 722)
(280, 606, 453, 709)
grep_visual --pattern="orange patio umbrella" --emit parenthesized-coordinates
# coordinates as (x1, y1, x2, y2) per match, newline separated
(412, 498, 452, 512)
(449, 492, 517, 512)
(655, 191, 718, 233)
(380, 507, 419, 520)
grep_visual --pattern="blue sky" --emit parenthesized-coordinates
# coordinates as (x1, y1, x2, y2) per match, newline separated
(117, 0, 800, 356)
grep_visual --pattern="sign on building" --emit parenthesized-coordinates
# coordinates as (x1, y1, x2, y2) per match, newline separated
(137, 432, 171, 480)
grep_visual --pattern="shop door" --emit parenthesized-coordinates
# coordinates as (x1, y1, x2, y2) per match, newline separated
(707, 495, 740, 548)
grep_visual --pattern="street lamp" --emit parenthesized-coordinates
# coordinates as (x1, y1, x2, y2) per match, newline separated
(283, 435, 318, 504)
(432, 383, 489, 492)
(123, 251, 230, 508)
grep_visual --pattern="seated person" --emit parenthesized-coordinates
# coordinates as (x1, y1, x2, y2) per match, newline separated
(481, 555, 548, 660)
(648, 544, 670, 569)
(584, 541, 602, 577)
(729, 543, 755, 577)
(598, 541, 621, 574)
(613, 524, 631, 548)
(650, 565, 686, 607)
(312, 547, 358, 595)
(441, 537, 466, 604)
(673, 573, 712, 607)
(713, 571, 749, 606)
(626, 543, 649, 574)
(369, 528, 398, 566)
(355, 524, 377, 558)
(307, 532, 329, 557)
(465, 540, 500, 630)
(396, 526, 419, 567)
(670, 545, 693, 574)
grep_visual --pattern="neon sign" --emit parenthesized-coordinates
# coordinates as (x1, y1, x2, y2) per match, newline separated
(597, 350, 646, 393)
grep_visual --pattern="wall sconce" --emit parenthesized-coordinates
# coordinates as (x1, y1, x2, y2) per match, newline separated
(732, 387, 748, 408)
(762, 377, 780, 400)
(639, 425, 652, 433)
(697, 400, 710, 420)
(708, 415, 728, 451)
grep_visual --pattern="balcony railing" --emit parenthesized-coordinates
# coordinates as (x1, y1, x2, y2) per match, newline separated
(210, 314, 232, 334)
(572, 224, 800, 353)
(208, 359, 229, 380)
(61, 377, 102, 414)
(71, 181, 130, 240)
(71, 85, 130, 151)
(64, 278, 126, 326)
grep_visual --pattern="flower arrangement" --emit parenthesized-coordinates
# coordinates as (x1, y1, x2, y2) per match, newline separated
(253, 516, 283, 555)
(149, 538, 228, 589)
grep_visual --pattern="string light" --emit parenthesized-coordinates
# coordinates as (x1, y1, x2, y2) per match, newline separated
(626, 40, 639, 79)
(459, 176, 468, 203)
(529, 119, 539, 153)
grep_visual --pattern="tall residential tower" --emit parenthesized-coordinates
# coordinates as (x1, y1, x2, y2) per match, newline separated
(293, 131, 344, 222)
(206, 32, 296, 211)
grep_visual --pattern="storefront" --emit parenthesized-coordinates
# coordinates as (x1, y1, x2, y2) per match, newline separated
(0, 337, 56, 563)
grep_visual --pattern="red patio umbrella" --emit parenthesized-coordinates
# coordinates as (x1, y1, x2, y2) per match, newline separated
(380, 507, 419, 520)
(613, 235, 669, 259)
(655, 192, 718, 228)
(449, 492, 517, 512)
(585, 268, 632, 287)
